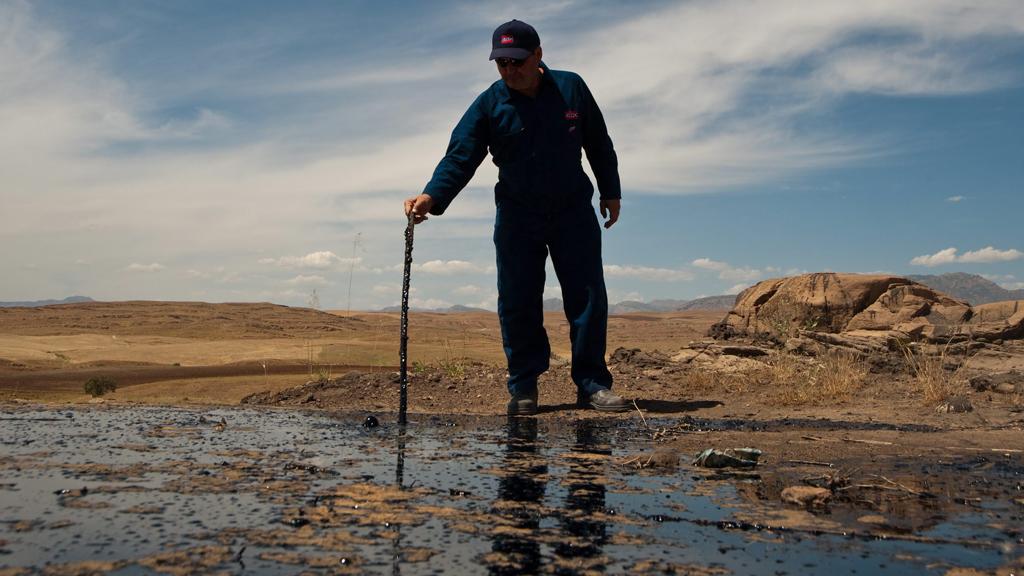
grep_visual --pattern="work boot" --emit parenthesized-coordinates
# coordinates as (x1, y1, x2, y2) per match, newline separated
(507, 391, 539, 416)
(577, 388, 630, 412)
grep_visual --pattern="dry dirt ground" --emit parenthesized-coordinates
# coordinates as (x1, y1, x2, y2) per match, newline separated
(3, 301, 1023, 467)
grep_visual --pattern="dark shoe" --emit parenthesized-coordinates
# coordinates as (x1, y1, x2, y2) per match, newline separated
(507, 391, 539, 416)
(577, 388, 630, 412)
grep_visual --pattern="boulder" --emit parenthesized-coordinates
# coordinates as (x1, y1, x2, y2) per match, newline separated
(965, 300, 1024, 341)
(717, 273, 985, 342)
(722, 273, 913, 336)
(846, 283, 971, 340)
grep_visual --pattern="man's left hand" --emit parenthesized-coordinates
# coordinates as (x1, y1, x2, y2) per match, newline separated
(600, 198, 620, 229)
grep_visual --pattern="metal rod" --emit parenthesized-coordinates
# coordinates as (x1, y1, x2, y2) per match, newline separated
(398, 212, 415, 425)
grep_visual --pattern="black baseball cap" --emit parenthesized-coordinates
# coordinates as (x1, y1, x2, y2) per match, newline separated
(489, 20, 540, 60)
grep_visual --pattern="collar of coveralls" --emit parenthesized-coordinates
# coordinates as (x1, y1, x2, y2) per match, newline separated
(499, 60, 553, 102)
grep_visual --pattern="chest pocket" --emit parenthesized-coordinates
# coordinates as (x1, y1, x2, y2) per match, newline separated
(491, 125, 527, 164)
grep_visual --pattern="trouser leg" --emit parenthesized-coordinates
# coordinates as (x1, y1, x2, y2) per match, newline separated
(548, 203, 613, 396)
(494, 210, 550, 396)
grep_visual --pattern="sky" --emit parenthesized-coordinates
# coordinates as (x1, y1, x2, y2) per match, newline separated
(2, 0, 1023, 310)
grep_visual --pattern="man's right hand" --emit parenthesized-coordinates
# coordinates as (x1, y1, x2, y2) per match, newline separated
(403, 194, 435, 224)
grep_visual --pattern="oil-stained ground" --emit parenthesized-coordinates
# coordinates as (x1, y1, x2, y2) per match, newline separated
(1, 406, 1021, 575)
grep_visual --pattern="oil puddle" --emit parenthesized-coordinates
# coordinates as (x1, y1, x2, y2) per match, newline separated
(0, 406, 1020, 574)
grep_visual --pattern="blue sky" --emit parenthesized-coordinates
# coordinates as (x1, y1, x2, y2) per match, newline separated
(2, 0, 1023, 310)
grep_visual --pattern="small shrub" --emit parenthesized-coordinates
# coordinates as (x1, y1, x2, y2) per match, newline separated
(313, 366, 332, 384)
(437, 339, 465, 380)
(438, 358, 465, 380)
(411, 360, 428, 375)
(84, 377, 117, 397)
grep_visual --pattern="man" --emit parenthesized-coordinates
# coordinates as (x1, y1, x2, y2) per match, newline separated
(404, 20, 628, 415)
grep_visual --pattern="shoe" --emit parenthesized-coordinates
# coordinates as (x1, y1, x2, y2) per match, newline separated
(577, 388, 630, 412)
(507, 391, 539, 416)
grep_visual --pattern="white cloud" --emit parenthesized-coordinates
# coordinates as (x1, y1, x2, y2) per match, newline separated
(417, 260, 490, 275)
(946, 195, 965, 203)
(566, 0, 1024, 193)
(125, 262, 165, 272)
(909, 247, 959, 267)
(4, 1, 1024, 305)
(726, 283, 753, 295)
(259, 251, 359, 269)
(285, 274, 328, 286)
(692, 258, 766, 282)
(453, 284, 484, 295)
(371, 284, 398, 296)
(911, 246, 1022, 266)
(959, 246, 1023, 264)
(603, 264, 693, 282)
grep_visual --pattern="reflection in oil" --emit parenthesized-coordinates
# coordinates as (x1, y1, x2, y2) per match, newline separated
(487, 418, 612, 574)
(489, 417, 548, 574)
(556, 420, 609, 567)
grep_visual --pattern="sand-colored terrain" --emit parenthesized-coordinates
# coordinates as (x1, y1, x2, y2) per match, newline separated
(0, 301, 718, 403)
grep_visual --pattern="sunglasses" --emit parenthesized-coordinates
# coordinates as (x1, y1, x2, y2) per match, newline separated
(495, 57, 527, 68)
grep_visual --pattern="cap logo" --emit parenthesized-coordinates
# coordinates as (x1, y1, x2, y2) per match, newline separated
(564, 110, 579, 120)
(500, 34, 514, 45)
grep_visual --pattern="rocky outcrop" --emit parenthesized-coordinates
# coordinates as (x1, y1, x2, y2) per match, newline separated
(721, 273, 926, 337)
(715, 273, 1021, 343)
(965, 300, 1024, 341)
(845, 283, 971, 340)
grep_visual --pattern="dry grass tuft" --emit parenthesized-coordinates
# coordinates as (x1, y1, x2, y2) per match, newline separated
(817, 349, 869, 398)
(899, 340, 969, 405)
(764, 349, 867, 405)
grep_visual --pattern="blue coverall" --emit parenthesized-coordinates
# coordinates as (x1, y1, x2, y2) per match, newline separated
(423, 62, 621, 398)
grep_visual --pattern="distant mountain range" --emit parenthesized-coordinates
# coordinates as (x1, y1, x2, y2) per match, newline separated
(0, 296, 95, 308)
(7, 273, 1015, 314)
(907, 273, 1024, 305)
(379, 295, 737, 314)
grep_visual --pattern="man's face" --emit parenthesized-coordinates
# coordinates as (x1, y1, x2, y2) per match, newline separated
(497, 47, 542, 92)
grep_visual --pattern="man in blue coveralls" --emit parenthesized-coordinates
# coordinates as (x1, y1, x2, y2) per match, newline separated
(404, 20, 629, 416)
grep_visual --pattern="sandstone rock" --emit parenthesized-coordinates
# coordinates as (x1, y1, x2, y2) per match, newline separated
(935, 396, 973, 413)
(609, 347, 671, 369)
(781, 486, 831, 507)
(784, 337, 816, 355)
(713, 273, 1023, 344)
(714, 345, 769, 358)
(671, 349, 704, 364)
(846, 284, 970, 340)
(965, 300, 1024, 341)
(723, 273, 914, 337)
(973, 371, 1023, 394)
(994, 382, 1018, 394)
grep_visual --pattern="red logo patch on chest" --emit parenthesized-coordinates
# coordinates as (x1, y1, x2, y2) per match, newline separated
(564, 110, 579, 120)
(500, 35, 514, 45)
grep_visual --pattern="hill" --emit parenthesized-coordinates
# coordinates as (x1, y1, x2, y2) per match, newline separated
(0, 296, 94, 308)
(906, 273, 1024, 305)
(0, 300, 359, 339)
(385, 295, 737, 314)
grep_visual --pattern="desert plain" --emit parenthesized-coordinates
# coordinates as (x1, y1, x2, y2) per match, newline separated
(1, 283, 1023, 574)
